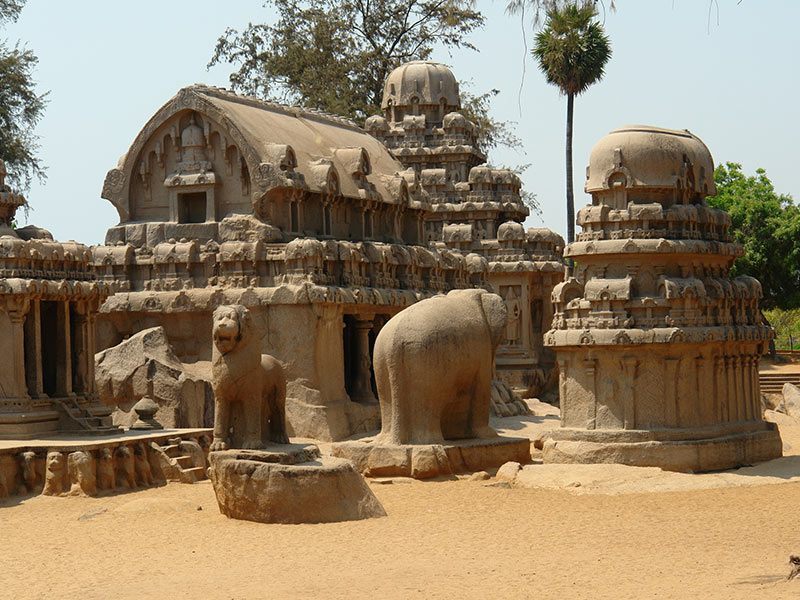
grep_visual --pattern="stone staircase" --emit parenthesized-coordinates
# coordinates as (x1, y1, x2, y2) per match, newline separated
(759, 371, 800, 395)
(150, 438, 207, 483)
(54, 397, 121, 435)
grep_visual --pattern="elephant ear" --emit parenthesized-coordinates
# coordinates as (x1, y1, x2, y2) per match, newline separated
(480, 292, 507, 348)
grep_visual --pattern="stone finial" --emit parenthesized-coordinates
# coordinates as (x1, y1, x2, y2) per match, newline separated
(131, 396, 163, 430)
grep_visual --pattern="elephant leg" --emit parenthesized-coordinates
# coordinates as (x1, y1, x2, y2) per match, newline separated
(408, 387, 445, 444)
(211, 396, 230, 451)
(469, 362, 497, 439)
(375, 355, 394, 444)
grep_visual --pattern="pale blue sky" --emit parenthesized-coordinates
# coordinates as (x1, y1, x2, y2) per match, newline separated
(6, 0, 799, 244)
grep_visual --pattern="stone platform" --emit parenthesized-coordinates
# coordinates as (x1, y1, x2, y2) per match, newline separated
(0, 428, 212, 499)
(329, 436, 531, 479)
(542, 422, 783, 473)
(207, 444, 386, 524)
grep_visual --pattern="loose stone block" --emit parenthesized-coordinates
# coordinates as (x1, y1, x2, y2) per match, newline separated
(207, 446, 386, 524)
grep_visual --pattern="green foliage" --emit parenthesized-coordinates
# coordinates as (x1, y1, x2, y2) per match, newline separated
(209, 1, 517, 157)
(762, 308, 800, 350)
(708, 162, 800, 309)
(506, 0, 615, 27)
(532, 2, 611, 97)
(531, 1, 610, 244)
(459, 86, 521, 154)
(209, 0, 484, 125)
(0, 0, 46, 193)
(0, 0, 24, 24)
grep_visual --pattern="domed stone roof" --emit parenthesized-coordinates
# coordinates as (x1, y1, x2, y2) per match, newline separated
(382, 61, 460, 110)
(585, 125, 716, 198)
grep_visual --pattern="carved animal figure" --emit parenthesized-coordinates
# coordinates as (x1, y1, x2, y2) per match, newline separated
(133, 442, 153, 487)
(68, 451, 97, 497)
(42, 452, 68, 496)
(96, 448, 115, 491)
(210, 305, 288, 450)
(114, 445, 136, 489)
(374, 289, 507, 445)
(0, 454, 17, 498)
(19, 451, 42, 494)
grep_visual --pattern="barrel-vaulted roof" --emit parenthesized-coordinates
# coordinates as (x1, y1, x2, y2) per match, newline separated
(102, 85, 425, 222)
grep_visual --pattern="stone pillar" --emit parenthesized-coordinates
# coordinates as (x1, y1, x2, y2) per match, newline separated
(583, 358, 597, 430)
(621, 357, 637, 430)
(713, 355, 724, 423)
(750, 354, 760, 420)
(733, 355, 743, 422)
(742, 354, 752, 422)
(86, 311, 97, 395)
(664, 358, 679, 426)
(557, 356, 569, 427)
(695, 356, 707, 426)
(725, 356, 735, 423)
(8, 306, 28, 399)
(351, 318, 376, 404)
(23, 299, 43, 398)
(56, 301, 73, 397)
(71, 303, 89, 394)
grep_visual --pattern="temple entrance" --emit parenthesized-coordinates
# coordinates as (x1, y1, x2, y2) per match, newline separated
(39, 301, 58, 397)
(343, 314, 391, 404)
(178, 192, 207, 223)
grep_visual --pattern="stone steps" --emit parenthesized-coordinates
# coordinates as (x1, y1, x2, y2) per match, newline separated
(54, 398, 120, 435)
(149, 440, 207, 483)
(759, 372, 800, 394)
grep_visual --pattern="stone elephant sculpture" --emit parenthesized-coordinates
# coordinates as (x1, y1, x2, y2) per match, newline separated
(210, 304, 289, 451)
(373, 289, 507, 445)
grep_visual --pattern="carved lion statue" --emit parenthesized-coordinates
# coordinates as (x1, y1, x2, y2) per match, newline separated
(210, 304, 288, 451)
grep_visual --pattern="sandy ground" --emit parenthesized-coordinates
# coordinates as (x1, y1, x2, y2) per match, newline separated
(4, 407, 800, 599)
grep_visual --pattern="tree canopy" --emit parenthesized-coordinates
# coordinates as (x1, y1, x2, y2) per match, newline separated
(532, 1, 610, 244)
(208, 0, 517, 155)
(708, 162, 800, 309)
(0, 0, 46, 193)
(209, 0, 483, 121)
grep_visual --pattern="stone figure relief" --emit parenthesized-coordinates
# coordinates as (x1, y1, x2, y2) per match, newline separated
(502, 286, 522, 346)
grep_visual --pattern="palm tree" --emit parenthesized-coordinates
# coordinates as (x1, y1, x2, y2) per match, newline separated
(533, 1, 611, 244)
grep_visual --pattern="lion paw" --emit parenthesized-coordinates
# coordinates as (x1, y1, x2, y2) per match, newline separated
(209, 439, 228, 452)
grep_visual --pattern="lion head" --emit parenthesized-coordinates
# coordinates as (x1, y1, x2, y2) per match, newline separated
(212, 304, 252, 355)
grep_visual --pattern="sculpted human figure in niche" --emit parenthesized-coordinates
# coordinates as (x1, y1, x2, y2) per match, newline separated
(210, 305, 289, 451)
(503, 287, 521, 345)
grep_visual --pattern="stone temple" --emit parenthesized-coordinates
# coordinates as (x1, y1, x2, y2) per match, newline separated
(0, 160, 115, 438)
(365, 61, 564, 401)
(94, 84, 487, 441)
(543, 125, 782, 472)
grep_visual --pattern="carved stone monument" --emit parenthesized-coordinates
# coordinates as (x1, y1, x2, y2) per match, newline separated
(95, 84, 488, 442)
(0, 160, 116, 438)
(205, 305, 386, 523)
(365, 61, 565, 405)
(543, 125, 782, 472)
(209, 304, 288, 450)
(330, 290, 531, 478)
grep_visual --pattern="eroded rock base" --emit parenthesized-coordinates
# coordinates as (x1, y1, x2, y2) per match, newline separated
(207, 445, 387, 524)
(329, 436, 531, 479)
(543, 422, 783, 473)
